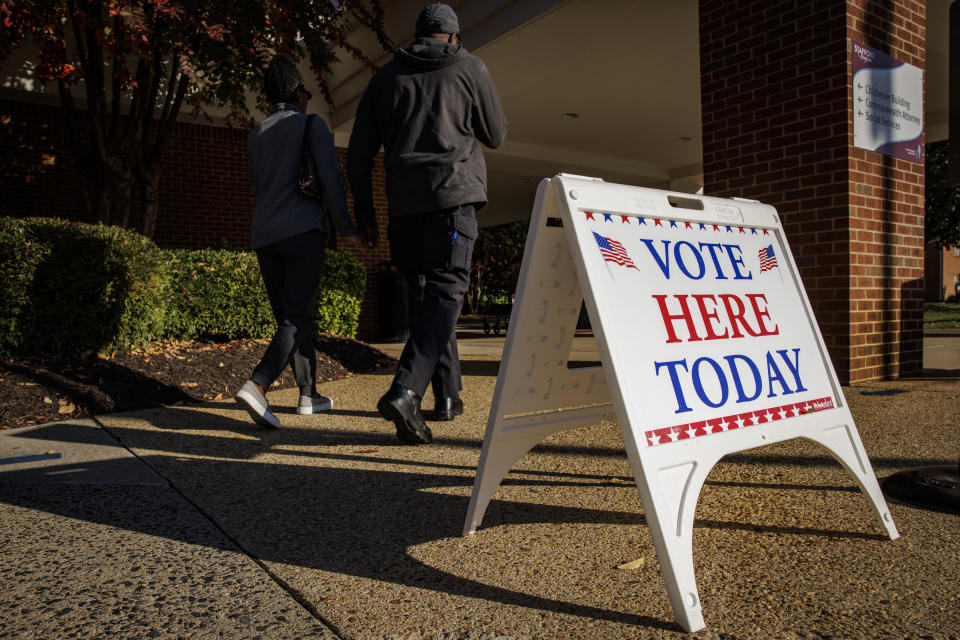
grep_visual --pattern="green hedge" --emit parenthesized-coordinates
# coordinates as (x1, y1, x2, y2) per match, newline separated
(0, 217, 169, 354)
(319, 250, 366, 337)
(165, 247, 365, 341)
(0, 217, 366, 354)
(164, 249, 275, 340)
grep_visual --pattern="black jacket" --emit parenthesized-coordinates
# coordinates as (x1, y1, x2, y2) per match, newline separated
(347, 38, 507, 233)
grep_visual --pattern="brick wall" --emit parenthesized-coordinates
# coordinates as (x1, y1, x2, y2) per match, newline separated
(0, 96, 393, 342)
(846, 0, 926, 382)
(153, 120, 253, 248)
(698, 0, 926, 383)
(0, 99, 88, 221)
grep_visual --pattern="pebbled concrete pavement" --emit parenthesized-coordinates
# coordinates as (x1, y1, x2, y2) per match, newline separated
(1, 332, 957, 639)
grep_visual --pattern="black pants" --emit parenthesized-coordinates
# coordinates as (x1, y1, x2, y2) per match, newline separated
(251, 229, 327, 393)
(388, 204, 478, 400)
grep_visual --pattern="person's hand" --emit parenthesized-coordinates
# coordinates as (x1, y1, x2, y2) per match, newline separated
(357, 230, 377, 249)
(345, 231, 376, 249)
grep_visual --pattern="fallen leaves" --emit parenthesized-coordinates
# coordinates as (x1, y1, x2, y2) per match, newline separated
(0, 334, 386, 429)
(616, 557, 646, 570)
(44, 397, 77, 414)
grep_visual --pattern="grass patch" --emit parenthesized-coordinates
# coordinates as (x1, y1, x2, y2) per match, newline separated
(924, 302, 960, 329)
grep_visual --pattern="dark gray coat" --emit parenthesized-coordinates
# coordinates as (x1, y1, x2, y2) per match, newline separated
(248, 104, 356, 248)
(347, 38, 507, 234)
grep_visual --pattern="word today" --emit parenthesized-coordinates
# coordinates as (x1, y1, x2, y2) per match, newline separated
(628, 235, 810, 415)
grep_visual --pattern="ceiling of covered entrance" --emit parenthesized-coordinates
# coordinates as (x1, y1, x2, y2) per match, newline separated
(327, 0, 952, 228)
(327, 0, 703, 227)
(469, 0, 704, 226)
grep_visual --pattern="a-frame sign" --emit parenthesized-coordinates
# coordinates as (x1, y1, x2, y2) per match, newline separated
(463, 175, 899, 633)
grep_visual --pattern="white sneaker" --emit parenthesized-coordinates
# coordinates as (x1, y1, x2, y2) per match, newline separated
(297, 394, 334, 415)
(234, 380, 281, 428)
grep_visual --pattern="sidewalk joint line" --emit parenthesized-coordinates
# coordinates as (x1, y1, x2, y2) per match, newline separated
(91, 415, 347, 639)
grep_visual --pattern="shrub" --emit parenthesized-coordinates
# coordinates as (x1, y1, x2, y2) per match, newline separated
(323, 248, 366, 301)
(316, 250, 366, 337)
(0, 218, 367, 353)
(164, 249, 275, 341)
(0, 217, 169, 354)
(315, 288, 362, 337)
(164, 247, 366, 341)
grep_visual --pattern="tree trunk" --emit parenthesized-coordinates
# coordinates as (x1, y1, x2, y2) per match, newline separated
(91, 153, 135, 227)
(139, 163, 162, 239)
(137, 64, 188, 239)
(57, 80, 97, 219)
(113, 171, 134, 229)
(57, 7, 172, 234)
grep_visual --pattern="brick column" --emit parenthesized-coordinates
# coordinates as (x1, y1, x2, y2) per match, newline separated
(698, 0, 926, 384)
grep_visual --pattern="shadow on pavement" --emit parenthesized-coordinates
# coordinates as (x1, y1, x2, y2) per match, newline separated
(5, 400, 952, 633)
(0, 423, 676, 632)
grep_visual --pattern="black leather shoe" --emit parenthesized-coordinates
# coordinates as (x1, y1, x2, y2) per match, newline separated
(377, 385, 432, 444)
(433, 396, 464, 421)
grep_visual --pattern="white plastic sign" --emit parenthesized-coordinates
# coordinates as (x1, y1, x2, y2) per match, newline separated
(463, 175, 898, 632)
(852, 40, 924, 163)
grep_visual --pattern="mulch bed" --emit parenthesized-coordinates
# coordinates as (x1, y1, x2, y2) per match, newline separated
(0, 335, 397, 430)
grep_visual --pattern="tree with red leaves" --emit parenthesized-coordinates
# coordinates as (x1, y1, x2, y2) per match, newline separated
(0, 0, 391, 237)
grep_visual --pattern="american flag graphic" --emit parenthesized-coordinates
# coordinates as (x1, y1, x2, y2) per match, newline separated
(758, 245, 778, 272)
(593, 232, 638, 270)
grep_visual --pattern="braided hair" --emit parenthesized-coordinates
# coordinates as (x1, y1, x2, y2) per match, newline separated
(264, 54, 302, 104)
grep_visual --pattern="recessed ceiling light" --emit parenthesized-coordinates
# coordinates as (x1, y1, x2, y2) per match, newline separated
(561, 112, 580, 119)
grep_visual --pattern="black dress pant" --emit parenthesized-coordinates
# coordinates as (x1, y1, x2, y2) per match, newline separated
(251, 229, 327, 392)
(388, 204, 478, 400)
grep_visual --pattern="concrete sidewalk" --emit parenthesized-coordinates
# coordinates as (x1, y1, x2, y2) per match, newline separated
(1, 334, 957, 639)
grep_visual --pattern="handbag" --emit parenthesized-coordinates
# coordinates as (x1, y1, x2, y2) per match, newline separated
(298, 114, 324, 200)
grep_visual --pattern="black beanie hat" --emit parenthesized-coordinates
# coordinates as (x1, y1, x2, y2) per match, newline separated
(415, 3, 459, 37)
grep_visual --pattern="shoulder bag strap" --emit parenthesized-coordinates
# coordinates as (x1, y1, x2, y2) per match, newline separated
(301, 114, 316, 161)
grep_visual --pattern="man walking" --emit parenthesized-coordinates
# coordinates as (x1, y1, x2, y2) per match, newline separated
(347, 3, 507, 444)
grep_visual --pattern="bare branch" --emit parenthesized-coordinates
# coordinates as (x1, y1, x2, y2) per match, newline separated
(141, 54, 163, 141)
(156, 50, 180, 131)
(108, 11, 124, 139)
(67, 1, 91, 80)
(121, 58, 149, 146)
(346, 0, 394, 53)
(57, 79, 94, 216)
(84, 2, 107, 132)
(149, 68, 188, 167)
